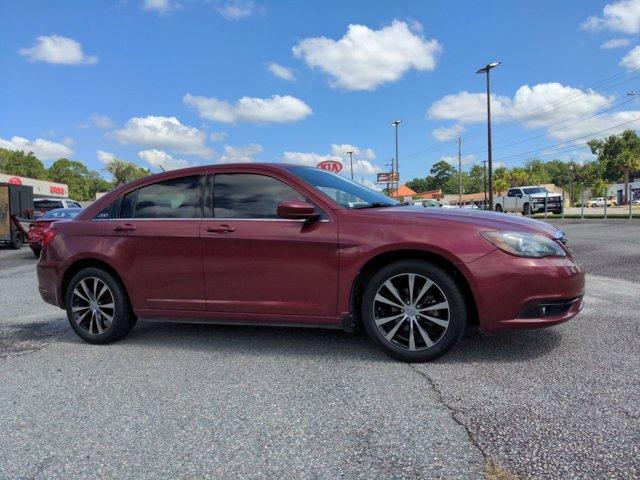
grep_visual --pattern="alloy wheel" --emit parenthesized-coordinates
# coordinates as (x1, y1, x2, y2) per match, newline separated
(71, 277, 115, 335)
(373, 273, 450, 351)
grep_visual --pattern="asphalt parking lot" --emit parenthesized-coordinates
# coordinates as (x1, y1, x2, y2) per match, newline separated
(0, 219, 638, 479)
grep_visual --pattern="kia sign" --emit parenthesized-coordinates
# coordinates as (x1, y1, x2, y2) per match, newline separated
(377, 172, 398, 183)
(8, 177, 22, 185)
(317, 160, 343, 173)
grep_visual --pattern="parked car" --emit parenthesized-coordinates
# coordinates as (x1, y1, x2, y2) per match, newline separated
(494, 186, 563, 215)
(418, 199, 443, 208)
(34, 198, 82, 218)
(28, 208, 82, 257)
(588, 197, 617, 208)
(37, 164, 584, 362)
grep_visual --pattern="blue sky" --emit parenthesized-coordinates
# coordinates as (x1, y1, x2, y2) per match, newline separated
(2, 0, 640, 187)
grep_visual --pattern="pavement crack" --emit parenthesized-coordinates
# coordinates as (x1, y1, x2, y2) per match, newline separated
(408, 363, 487, 460)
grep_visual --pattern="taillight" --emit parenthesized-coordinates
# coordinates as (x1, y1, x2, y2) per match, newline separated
(42, 228, 57, 249)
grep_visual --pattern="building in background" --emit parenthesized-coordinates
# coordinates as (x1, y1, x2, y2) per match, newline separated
(607, 179, 640, 205)
(390, 185, 417, 203)
(0, 173, 68, 199)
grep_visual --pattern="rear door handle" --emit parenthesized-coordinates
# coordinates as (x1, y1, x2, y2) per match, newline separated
(206, 224, 235, 234)
(113, 223, 136, 232)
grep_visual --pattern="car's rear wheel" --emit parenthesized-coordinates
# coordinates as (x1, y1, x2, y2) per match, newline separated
(65, 267, 137, 344)
(495, 204, 503, 212)
(10, 231, 23, 249)
(361, 260, 467, 362)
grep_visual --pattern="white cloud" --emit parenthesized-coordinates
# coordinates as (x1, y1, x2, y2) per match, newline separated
(621, 45, 640, 69)
(142, 0, 179, 13)
(0, 136, 73, 160)
(428, 91, 512, 123)
(292, 20, 442, 91)
(361, 178, 382, 191)
(429, 82, 640, 143)
(113, 116, 213, 158)
(267, 62, 296, 81)
(581, 0, 640, 34)
(283, 144, 380, 175)
(19, 35, 98, 65)
(213, 0, 264, 20)
(138, 149, 190, 170)
(432, 124, 465, 142)
(210, 131, 227, 142)
(184, 93, 312, 123)
(218, 144, 263, 163)
(600, 38, 631, 49)
(89, 114, 116, 130)
(97, 150, 116, 165)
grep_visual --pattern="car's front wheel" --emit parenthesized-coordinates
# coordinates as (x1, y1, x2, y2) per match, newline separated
(65, 267, 137, 344)
(361, 260, 467, 362)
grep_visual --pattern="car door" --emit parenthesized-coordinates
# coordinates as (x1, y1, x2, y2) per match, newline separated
(201, 171, 339, 317)
(105, 174, 205, 311)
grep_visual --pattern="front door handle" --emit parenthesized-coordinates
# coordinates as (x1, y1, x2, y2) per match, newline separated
(206, 224, 235, 234)
(113, 223, 136, 232)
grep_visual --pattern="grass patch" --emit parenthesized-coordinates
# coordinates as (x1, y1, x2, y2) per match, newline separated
(484, 459, 521, 480)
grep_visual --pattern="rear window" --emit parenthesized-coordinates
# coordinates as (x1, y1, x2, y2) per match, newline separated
(120, 176, 202, 219)
(34, 199, 63, 210)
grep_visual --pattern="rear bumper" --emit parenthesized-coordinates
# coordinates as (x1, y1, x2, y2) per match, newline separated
(466, 250, 585, 333)
(37, 262, 62, 307)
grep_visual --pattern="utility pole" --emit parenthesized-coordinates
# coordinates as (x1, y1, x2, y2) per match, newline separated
(346, 151, 354, 181)
(392, 120, 401, 199)
(458, 137, 463, 207)
(386, 158, 393, 195)
(481, 160, 487, 208)
(569, 159, 574, 207)
(476, 61, 501, 210)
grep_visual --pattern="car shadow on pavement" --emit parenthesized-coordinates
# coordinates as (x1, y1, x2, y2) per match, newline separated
(51, 319, 563, 365)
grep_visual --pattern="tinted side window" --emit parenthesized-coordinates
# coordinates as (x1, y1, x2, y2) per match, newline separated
(68, 202, 82, 208)
(133, 176, 201, 219)
(213, 173, 304, 219)
(120, 191, 137, 219)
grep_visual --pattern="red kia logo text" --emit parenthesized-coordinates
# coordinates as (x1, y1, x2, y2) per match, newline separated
(316, 160, 343, 173)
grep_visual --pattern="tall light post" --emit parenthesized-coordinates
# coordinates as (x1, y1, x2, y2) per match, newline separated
(346, 150, 354, 181)
(481, 160, 487, 208)
(458, 137, 463, 207)
(476, 61, 500, 210)
(392, 120, 401, 198)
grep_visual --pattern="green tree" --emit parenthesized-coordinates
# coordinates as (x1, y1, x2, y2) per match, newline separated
(0, 148, 47, 179)
(429, 160, 456, 190)
(105, 158, 149, 187)
(588, 130, 640, 203)
(47, 158, 95, 200)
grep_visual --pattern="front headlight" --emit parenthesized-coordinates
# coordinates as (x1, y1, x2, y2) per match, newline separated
(481, 231, 566, 258)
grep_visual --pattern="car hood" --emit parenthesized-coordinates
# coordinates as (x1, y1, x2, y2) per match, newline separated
(368, 206, 562, 237)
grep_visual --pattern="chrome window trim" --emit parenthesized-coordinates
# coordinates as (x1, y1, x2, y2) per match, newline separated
(107, 217, 329, 223)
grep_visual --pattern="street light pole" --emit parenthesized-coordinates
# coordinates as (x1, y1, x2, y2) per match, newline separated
(392, 120, 401, 199)
(346, 150, 354, 181)
(458, 137, 462, 207)
(476, 61, 500, 211)
(481, 160, 487, 208)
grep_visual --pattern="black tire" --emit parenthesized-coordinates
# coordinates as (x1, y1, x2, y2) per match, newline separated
(10, 231, 23, 249)
(30, 245, 42, 258)
(65, 267, 137, 344)
(522, 203, 531, 216)
(361, 260, 468, 362)
(495, 204, 503, 212)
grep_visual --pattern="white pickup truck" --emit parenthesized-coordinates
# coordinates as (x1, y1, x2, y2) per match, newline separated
(494, 186, 563, 215)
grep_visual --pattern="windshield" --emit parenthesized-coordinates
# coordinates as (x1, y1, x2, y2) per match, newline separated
(522, 187, 549, 194)
(288, 166, 399, 209)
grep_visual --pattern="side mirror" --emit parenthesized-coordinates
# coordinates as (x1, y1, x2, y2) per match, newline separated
(517, 193, 523, 198)
(277, 200, 318, 220)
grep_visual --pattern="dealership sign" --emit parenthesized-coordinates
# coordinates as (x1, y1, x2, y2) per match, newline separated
(377, 172, 398, 183)
(317, 160, 343, 173)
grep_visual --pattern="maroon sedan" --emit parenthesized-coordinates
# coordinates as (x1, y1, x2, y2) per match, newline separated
(37, 164, 584, 361)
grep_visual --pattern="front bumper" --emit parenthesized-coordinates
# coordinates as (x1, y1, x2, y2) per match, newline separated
(465, 249, 585, 332)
